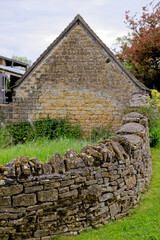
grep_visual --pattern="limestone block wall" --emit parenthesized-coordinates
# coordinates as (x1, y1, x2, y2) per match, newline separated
(0, 112, 152, 240)
(0, 104, 13, 122)
(12, 25, 143, 132)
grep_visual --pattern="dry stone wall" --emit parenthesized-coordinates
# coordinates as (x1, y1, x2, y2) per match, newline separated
(0, 112, 152, 240)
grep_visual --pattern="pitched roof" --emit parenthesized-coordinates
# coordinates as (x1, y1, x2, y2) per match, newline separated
(12, 14, 150, 92)
(0, 65, 25, 77)
(0, 55, 28, 68)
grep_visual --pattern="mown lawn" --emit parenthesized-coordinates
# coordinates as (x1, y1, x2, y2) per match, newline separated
(52, 147, 160, 240)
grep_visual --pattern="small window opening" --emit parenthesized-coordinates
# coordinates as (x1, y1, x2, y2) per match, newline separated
(106, 58, 111, 64)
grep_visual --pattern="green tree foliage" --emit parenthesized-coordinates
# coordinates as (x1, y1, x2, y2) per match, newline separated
(12, 55, 32, 67)
(116, 2, 160, 90)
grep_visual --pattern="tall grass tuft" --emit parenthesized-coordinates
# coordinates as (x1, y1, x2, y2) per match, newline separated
(0, 137, 95, 165)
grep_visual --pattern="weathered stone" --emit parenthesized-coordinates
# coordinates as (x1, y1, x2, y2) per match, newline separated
(0, 180, 5, 186)
(121, 198, 133, 212)
(41, 236, 57, 240)
(64, 150, 85, 170)
(68, 222, 83, 231)
(81, 184, 101, 198)
(101, 186, 113, 193)
(119, 182, 125, 188)
(74, 176, 86, 183)
(42, 163, 52, 175)
(59, 189, 78, 198)
(109, 202, 120, 217)
(21, 162, 31, 176)
(81, 168, 90, 176)
(109, 175, 120, 181)
(0, 213, 18, 220)
(102, 139, 126, 161)
(94, 206, 109, 216)
(85, 180, 97, 185)
(43, 182, 60, 190)
(25, 185, 43, 193)
(58, 187, 69, 194)
(23, 181, 39, 187)
(61, 215, 75, 224)
(0, 207, 25, 214)
(25, 238, 40, 240)
(28, 158, 43, 175)
(78, 153, 94, 166)
(0, 185, 23, 196)
(13, 193, 37, 207)
(49, 154, 65, 174)
(37, 190, 58, 202)
(38, 213, 57, 223)
(101, 171, 111, 178)
(9, 217, 28, 226)
(70, 184, 82, 190)
(95, 171, 102, 179)
(132, 149, 142, 160)
(115, 212, 128, 219)
(88, 202, 104, 213)
(0, 165, 7, 179)
(3, 163, 16, 177)
(28, 160, 36, 174)
(114, 186, 126, 196)
(80, 145, 103, 164)
(0, 197, 11, 207)
(103, 178, 109, 184)
(0, 227, 16, 234)
(86, 175, 95, 181)
(125, 175, 136, 190)
(26, 202, 53, 212)
(117, 122, 145, 135)
(122, 112, 147, 125)
(61, 180, 74, 187)
(0, 220, 7, 227)
(34, 229, 50, 238)
(0, 234, 9, 240)
(121, 169, 130, 177)
(99, 193, 113, 202)
(120, 134, 143, 151)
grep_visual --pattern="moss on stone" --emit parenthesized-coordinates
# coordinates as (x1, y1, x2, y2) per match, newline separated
(0, 165, 7, 180)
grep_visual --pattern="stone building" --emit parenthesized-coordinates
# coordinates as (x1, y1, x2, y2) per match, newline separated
(0, 15, 150, 132)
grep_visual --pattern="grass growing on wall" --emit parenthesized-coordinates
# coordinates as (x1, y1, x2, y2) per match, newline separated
(51, 147, 160, 240)
(0, 137, 96, 165)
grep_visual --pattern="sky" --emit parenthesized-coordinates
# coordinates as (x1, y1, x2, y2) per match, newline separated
(0, 0, 159, 63)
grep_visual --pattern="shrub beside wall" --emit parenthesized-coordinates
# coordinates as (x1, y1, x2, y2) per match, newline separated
(0, 116, 82, 146)
(0, 112, 152, 240)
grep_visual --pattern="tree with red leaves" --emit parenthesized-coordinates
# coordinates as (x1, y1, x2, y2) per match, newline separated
(116, 1, 160, 90)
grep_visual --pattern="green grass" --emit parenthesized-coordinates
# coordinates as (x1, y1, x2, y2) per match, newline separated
(52, 147, 160, 240)
(0, 137, 96, 165)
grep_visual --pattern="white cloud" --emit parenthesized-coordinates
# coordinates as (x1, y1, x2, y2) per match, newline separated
(95, 29, 127, 47)
(45, 34, 59, 43)
(89, 0, 109, 6)
(0, 0, 159, 62)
